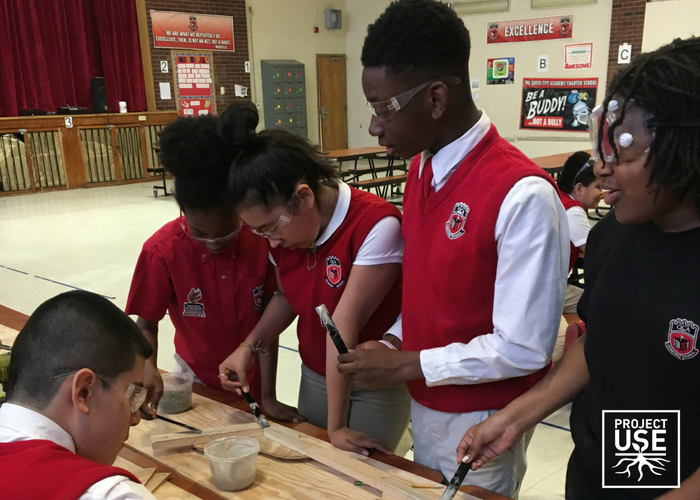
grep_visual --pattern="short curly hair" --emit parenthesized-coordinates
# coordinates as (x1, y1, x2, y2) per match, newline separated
(361, 0, 471, 79)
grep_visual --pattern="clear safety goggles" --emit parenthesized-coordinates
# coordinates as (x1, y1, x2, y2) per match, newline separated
(366, 77, 461, 122)
(587, 99, 656, 165)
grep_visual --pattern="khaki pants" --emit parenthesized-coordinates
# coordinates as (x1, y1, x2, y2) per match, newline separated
(411, 399, 534, 498)
(297, 363, 411, 451)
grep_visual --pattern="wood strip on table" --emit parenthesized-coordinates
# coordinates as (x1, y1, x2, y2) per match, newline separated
(0, 306, 511, 500)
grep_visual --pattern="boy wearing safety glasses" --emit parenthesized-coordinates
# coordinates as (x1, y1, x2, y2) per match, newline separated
(0, 291, 157, 499)
(337, 0, 569, 496)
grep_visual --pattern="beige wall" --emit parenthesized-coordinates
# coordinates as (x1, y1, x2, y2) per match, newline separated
(643, 0, 700, 53)
(246, 0, 346, 144)
(346, 0, 613, 156)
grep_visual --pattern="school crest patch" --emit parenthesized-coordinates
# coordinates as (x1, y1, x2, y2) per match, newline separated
(445, 202, 470, 240)
(183, 288, 206, 318)
(325, 255, 345, 288)
(252, 285, 264, 310)
(559, 17, 571, 37)
(665, 318, 698, 360)
(189, 15, 198, 32)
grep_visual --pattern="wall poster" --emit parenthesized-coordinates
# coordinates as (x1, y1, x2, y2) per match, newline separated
(487, 58, 515, 84)
(520, 78, 598, 131)
(172, 51, 216, 117)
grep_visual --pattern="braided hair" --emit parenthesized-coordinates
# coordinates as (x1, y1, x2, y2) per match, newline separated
(598, 37, 700, 211)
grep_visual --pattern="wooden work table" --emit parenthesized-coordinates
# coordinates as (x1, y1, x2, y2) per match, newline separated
(0, 305, 510, 500)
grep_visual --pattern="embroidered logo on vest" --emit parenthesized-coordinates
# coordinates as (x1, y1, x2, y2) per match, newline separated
(446, 202, 470, 240)
(183, 288, 206, 318)
(325, 255, 345, 288)
(252, 285, 264, 310)
(665, 318, 698, 360)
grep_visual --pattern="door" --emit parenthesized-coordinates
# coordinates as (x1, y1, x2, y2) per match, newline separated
(316, 54, 348, 152)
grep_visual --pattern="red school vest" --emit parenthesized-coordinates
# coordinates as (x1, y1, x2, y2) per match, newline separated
(0, 439, 140, 500)
(557, 189, 585, 271)
(269, 188, 403, 376)
(402, 125, 556, 414)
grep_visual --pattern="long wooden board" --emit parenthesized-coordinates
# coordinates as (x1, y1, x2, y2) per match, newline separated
(126, 393, 479, 500)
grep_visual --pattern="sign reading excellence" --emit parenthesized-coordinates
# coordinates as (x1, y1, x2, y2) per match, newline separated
(151, 10, 234, 52)
(488, 16, 573, 44)
(520, 78, 598, 132)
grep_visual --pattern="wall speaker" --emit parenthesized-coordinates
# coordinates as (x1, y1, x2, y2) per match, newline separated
(91, 77, 108, 113)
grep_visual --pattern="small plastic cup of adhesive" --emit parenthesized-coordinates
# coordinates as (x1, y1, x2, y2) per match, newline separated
(204, 436, 260, 491)
(158, 372, 193, 414)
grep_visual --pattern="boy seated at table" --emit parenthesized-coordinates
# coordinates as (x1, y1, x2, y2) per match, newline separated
(0, 290, 157, 500)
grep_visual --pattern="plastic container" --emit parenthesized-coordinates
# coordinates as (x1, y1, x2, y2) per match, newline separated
(158, 372, 193, 414)
(204, 436, 260, 491)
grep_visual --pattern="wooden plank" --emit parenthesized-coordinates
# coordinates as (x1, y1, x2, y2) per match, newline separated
(265, 426, 467, 500)
(152, 481, 201, 500)
(151, 423, 263, 451)
(146, 472, 172, 493)
(126, 393, 405, 499)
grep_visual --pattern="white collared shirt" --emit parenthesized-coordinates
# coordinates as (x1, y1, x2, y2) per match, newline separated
(0, 403, 156, 500)
(565, 193, 592, 248)
(387, 111, 569, 387)
(270, 181, 403, 266)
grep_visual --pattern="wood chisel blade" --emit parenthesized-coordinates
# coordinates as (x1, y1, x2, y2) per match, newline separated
(315, 304, 348, 354)
(439, 461, 471, 500)
(155, 414, 202, 434)
(242, 391, 270, 428)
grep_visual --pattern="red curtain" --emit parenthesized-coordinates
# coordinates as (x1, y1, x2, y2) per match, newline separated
(0, 0, 146, 116)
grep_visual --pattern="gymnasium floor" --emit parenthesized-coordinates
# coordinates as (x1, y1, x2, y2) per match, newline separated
(0, 180, 574, 499)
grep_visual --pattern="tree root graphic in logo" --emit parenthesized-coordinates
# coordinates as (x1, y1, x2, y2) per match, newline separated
(613, 443, 670, 481)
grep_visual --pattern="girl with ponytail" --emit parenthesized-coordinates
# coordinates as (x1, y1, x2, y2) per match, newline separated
(218, 102, 410, 456)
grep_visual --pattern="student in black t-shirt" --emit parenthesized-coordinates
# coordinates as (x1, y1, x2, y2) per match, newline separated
(455, 37, 700, 499)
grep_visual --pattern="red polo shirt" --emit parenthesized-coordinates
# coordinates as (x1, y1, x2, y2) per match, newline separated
(126, 219, 275, 394)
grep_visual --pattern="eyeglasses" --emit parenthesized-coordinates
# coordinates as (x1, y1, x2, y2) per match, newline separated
(366, 77, 462, 122)
(179, 211, 240, 246)
(572, 158, 596, 184)
(52, 370, 148, 414)
(249, 192, 296, 239)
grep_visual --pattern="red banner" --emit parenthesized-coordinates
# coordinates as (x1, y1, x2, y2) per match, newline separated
(151, 10, 234, 52)
(487, 16, 573, 44)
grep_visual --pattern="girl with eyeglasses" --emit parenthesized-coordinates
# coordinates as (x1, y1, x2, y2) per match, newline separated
(218, 102, 410, 456)
(458, 37, 700, 499)
(126, 114, 303, 424)
(552, 152, 602, 361)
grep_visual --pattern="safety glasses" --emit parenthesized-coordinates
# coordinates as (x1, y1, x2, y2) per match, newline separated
(249, 191, 296, 239)
(179, 212, 240, 246)
(52, 370, 148, 414)
(366, 77, 461, 122)
(588, 99, 656, 164)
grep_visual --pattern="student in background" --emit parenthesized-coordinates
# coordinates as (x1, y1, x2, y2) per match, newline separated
(0, 291, 157, 500)
(126, 114, 302, 423)
(552, 152, 602, 361)
(458, 37, 700, 500)
(217, 102, 410, 456)
(336, 0, 568, 495)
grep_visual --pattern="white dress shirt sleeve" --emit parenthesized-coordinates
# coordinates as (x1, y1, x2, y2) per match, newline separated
(419, 176, 569, 386)
(81, 476, 157, 500)
(354, 216, 404, 266)
(566, 205, 591, 248)
(385, 314, 403, 341)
